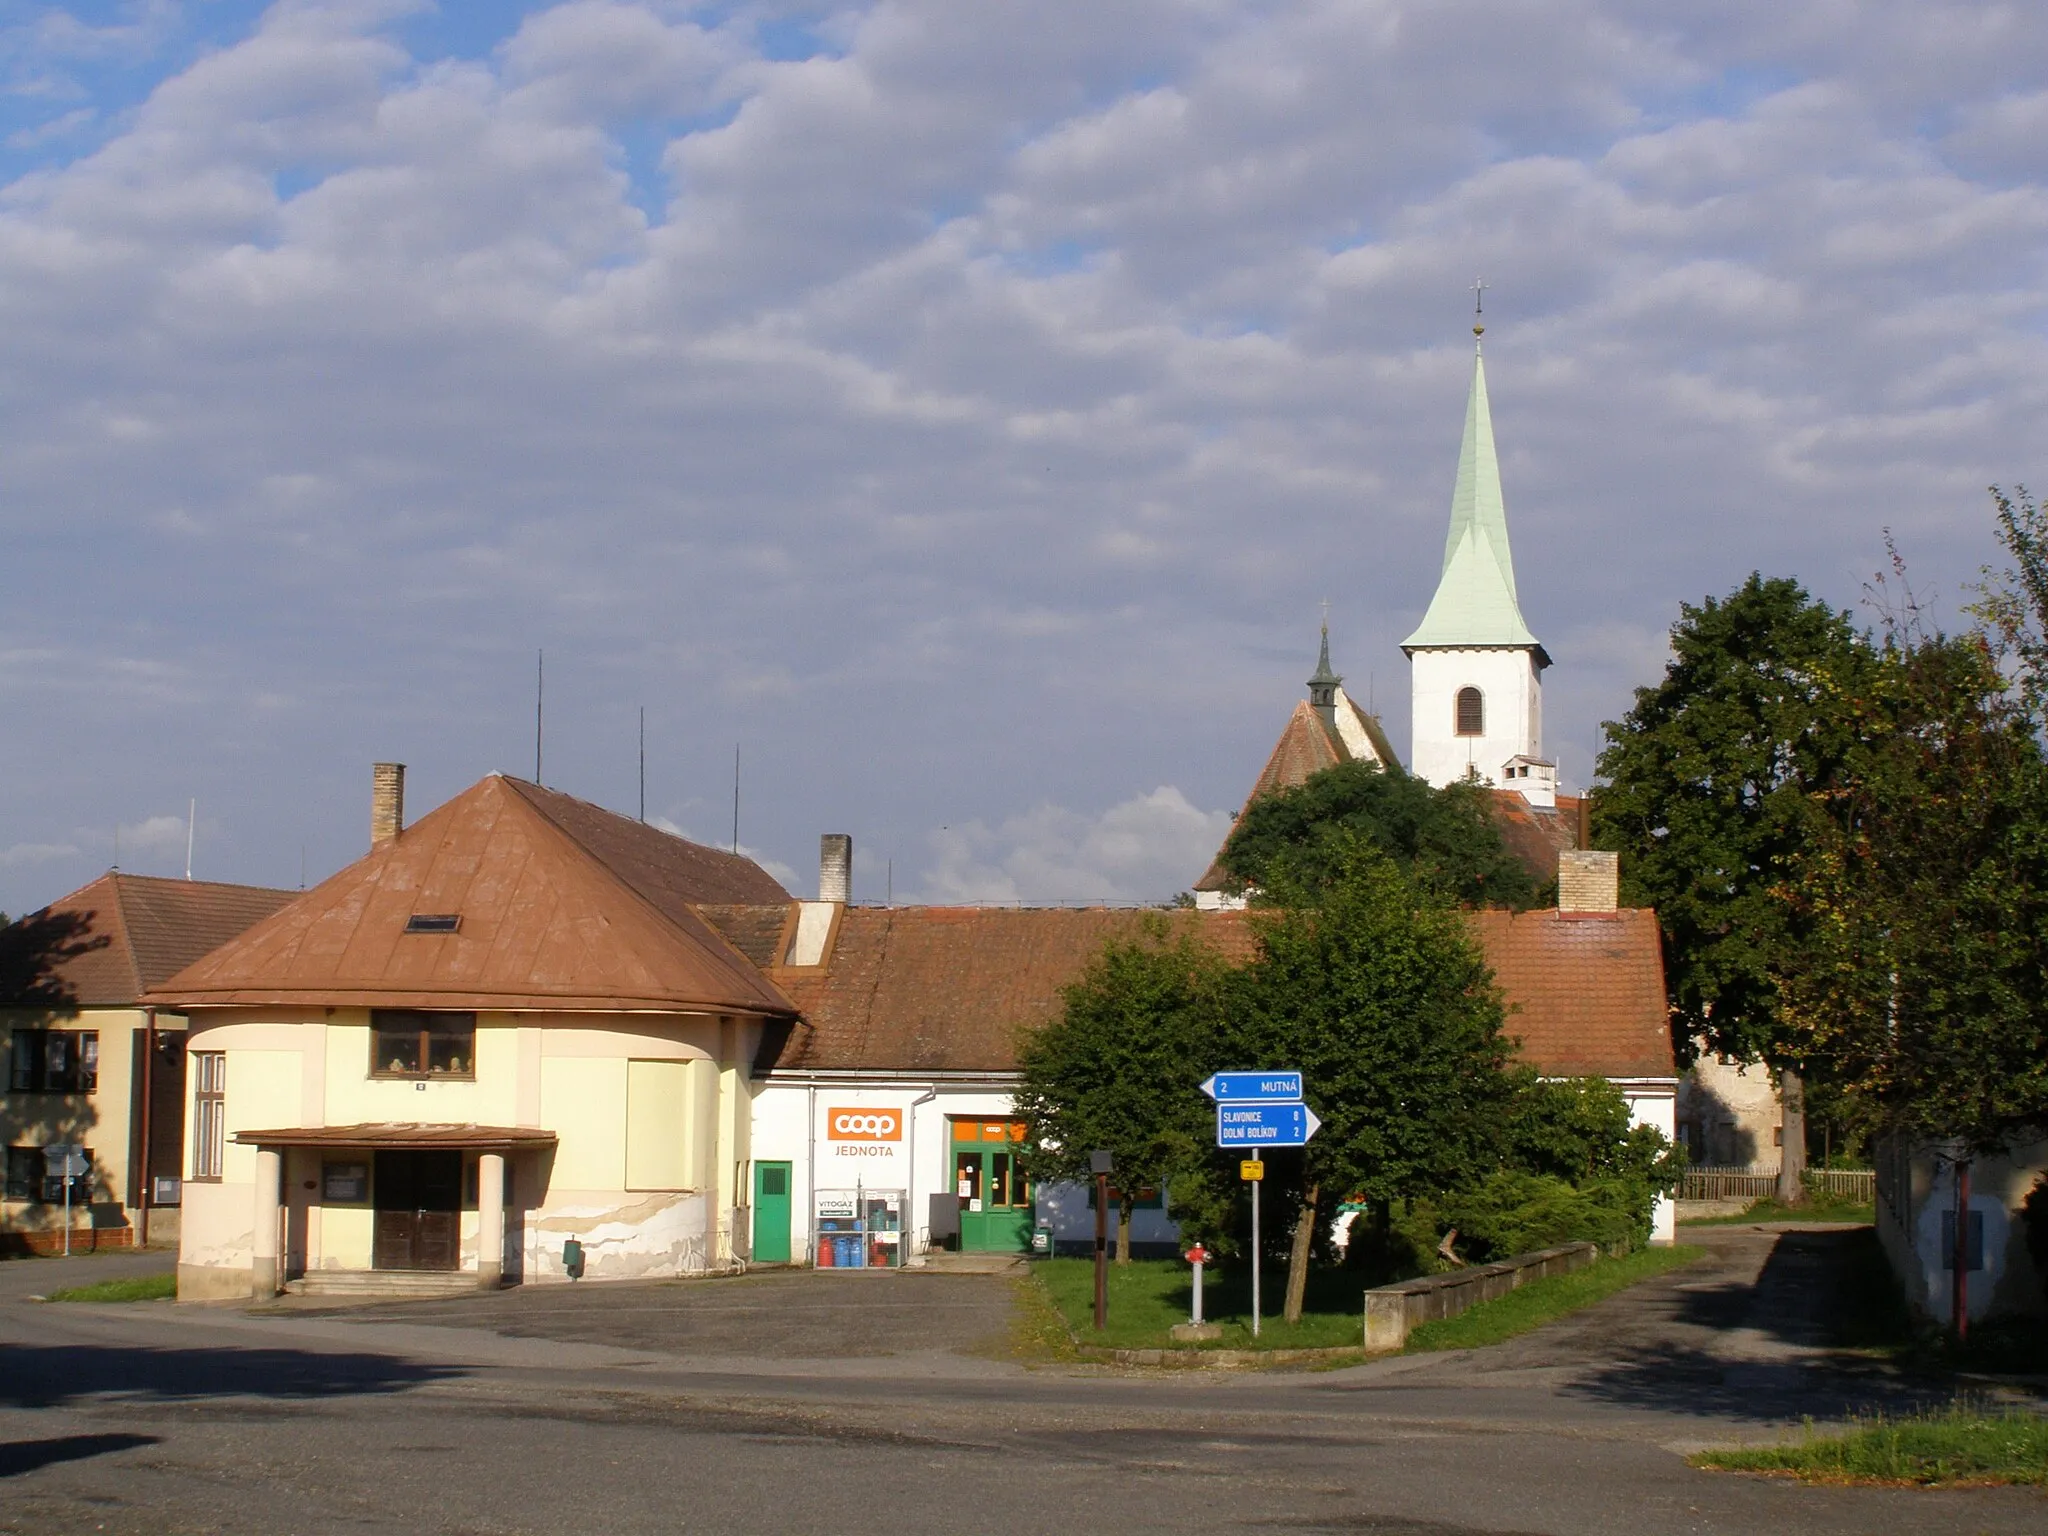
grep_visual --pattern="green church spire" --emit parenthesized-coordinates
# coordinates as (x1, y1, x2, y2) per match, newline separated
(1401, 328, 1547, 660)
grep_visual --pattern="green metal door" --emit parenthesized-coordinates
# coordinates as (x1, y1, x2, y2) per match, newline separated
(951, 1142, 1032, 1253)
(752, 1161, 792, 1264)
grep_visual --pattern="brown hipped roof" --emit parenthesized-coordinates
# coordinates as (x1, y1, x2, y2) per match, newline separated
(0, 873, 295, 1009)
(759, 903, 1673, 1081)
(147, 776, 795, 1017)
(1489, 790, 1586, 886)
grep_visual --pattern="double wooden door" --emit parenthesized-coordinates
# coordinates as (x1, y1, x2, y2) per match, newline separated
(372, 1150, 462, 1271)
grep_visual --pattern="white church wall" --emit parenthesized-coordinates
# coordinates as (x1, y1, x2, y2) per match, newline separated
(1409, 647, 1543, 790)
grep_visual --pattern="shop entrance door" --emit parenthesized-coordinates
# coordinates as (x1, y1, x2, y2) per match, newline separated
(371, 1150, 462, 1271)
(752, 1161, 792, 1263)
(950, 1120, 1031, 1253)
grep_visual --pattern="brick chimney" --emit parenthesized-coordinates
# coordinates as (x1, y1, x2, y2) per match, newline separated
(819, 834, 852, 904)
(1557, 849, 1618, 916)
(371, 763, 406, 847)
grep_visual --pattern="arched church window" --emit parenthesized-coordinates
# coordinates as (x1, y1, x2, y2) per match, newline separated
(1455, 687, 1484, 736)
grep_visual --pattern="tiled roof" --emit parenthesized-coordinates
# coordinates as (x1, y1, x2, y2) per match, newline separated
(758, 903, 1674, 1081)
(1194, 702, 1346, 892)
(1489, 790, 1585, 885)
(0, 873, 295, 1009)
(763, 907, 1257, 1074)
(1469, 907, 1674, 1078)
(147, 776, 795, 1017)
(696, 904, 796, 969)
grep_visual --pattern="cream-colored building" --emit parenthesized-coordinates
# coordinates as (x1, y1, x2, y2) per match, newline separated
(150, 769, 794, 1300)
(2, 873, 292, 1255)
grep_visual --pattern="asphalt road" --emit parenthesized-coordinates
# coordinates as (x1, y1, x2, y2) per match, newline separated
(0, 1228, 2041, 1535)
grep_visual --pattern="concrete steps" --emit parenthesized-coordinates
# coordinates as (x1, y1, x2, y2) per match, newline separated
(284, 1270, 483, 1299)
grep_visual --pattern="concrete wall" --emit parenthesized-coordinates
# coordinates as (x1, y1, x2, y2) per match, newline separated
(1677, 1054, 1782, 1167)
(1409, 647, 1542, 791)
(1875, 1133, 2047, 1324)
(175, 1007, 745, 1299)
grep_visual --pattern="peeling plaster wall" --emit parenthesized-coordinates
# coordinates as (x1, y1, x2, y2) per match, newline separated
(524, 1189, 715, 1282)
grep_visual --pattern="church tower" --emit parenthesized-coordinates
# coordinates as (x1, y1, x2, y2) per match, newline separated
(1401, 322, 1555, 807)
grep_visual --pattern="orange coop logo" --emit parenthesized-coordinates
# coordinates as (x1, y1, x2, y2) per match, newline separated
(827, 1108, 903, 1141)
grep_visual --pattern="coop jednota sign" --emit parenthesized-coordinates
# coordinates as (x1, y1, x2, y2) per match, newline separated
(826, 1108, 903, 1141)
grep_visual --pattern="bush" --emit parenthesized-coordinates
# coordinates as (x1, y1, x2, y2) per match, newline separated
(1438, 1171, 1643, 1261)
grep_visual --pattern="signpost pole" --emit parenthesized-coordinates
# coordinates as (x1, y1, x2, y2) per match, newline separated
(1192, 1255, 1204, 1326)
(63, 1160, 72, 1259)
(1250, 1160, 1261, 1339)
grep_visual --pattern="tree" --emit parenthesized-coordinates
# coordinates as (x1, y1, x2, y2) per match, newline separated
(1217, 758, 1544, 909)
(1231, 835, 1516, 1321)
(1593, 574, 1877, 1204)
(1778, 622, 2048, 1157)
(1014, 921, 1228, 1262)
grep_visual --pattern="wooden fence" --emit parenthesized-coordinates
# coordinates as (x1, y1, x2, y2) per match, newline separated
(1678, 1166, 1875, 1203)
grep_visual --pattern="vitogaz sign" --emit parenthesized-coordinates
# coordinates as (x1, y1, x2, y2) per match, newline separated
(825, 1106, 903, 1161)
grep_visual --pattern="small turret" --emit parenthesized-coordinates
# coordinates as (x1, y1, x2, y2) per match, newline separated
(1307, 622, 1341, 729)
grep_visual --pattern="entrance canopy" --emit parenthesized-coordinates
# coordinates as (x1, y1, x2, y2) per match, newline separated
(231, 1122, 557, 1151)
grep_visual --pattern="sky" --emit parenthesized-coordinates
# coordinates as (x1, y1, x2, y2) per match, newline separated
(1, 0, 2044, 913)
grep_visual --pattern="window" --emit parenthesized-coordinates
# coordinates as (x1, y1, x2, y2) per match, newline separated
(5, 1146, 90, 1203)
(371, 1011, 476, 1079)
(1454, 687, 1484, 737)
(5, 1146, 40, 1201)
(8, 1030, 98, 1093)
(191, 1051, 226, 1180)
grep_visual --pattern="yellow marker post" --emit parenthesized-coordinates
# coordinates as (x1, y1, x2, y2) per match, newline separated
(1240, 1159, 1264, 1181)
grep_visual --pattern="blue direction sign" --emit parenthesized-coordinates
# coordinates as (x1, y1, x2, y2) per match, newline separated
(1215, 1102, 1322, 1148)
(1200, 1070, 1304, 1103)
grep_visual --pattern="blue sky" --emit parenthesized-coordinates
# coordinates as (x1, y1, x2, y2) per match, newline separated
(1, 0, 2045, 911)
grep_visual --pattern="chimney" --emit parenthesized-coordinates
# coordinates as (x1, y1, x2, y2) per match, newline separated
(372, 763, 406, 847)
(819, 834, 852, 904)
(1557, 849, 1618, 916)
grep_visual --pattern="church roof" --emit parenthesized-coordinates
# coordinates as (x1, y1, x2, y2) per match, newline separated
(1402, 337, 1548, 661)
(1193, 685, 1395, 894)
(146, 776, 795, 1017)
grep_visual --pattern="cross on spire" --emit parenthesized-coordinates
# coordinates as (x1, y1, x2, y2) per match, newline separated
(1472, 277, 1487, 339)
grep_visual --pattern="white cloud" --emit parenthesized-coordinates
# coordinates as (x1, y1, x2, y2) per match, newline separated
(0, 0, 2043, 915)
(0, 840, 78, 869)
(920, 786, 1231, 904)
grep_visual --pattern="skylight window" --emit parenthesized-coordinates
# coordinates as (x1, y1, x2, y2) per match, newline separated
(404, 914, 461, 934)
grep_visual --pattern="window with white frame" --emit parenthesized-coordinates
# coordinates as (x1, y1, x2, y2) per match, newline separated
(191, 1051, 226, 1180)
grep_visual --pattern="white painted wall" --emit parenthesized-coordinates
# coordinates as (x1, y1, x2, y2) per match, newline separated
(1409, 647, 1543, 790)
(1620, 1081, 1679, 1245)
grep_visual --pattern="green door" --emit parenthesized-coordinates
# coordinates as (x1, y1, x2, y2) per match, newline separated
(752, 1161, 792, 1264)
(952, 1140, 1032, 1253)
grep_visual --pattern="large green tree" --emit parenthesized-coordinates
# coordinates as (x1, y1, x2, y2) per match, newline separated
(1217, 758, 1544, 909)
(1014, 921, 1228, 1261)
(1593, 574, 1879, 1203)
(1230, 835, 1516, 1321)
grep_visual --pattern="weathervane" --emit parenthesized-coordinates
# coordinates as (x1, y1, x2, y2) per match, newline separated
(1472, 277, 1487, 338)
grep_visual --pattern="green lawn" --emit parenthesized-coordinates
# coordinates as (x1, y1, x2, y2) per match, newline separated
(1693, 1407, 2048, 1486)
(42, 1272, 176, 1303)
(1681, 1194, 1874, 1226)
(1403, 1244, 1705, 1351)
(1030, 1244, 1705, 1355)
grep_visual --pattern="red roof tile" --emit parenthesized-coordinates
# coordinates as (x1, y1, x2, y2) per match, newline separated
(1, 873, 296, 1009)
(759, 903, 1674, 1081)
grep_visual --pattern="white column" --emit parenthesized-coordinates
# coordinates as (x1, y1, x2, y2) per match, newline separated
(477, 1151, 505, 1289)
(251, 1146, 281, 1298)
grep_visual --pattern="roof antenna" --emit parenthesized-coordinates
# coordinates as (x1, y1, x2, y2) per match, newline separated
(534, 649, 544, 785)
(185, 798, 195, 881)
(638, 706, 646, 822)
(731, 742, 741, 854)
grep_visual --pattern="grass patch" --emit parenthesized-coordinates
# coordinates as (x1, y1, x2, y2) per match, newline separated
(1028, 1245, 1707, 1356)
(1682, 1195, 1874, 1226)
(42, 1272, 176, 1304)
(1032, 1257, 1374, 1352)
(1693, 1406, 2048, 1486)
(1403, 1244, 1705, 1351)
